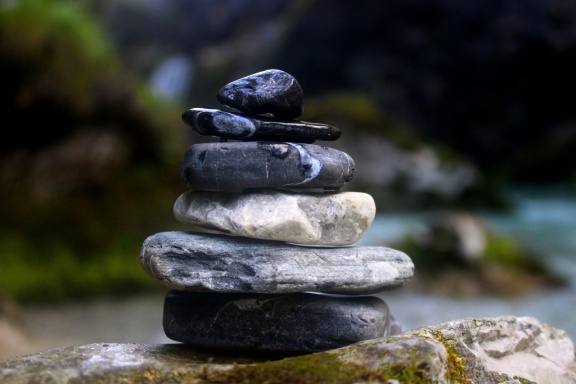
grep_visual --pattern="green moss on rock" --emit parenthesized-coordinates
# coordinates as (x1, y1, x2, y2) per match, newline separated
(199, 352, 434, 384)
(431, 330, 470, 383)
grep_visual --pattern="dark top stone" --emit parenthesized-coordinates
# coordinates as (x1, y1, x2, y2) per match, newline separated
(216, 69, 304, 118)
(163, 290, 396, 353)
(180, 141, 355, 191)
(182, 108, 341, 143)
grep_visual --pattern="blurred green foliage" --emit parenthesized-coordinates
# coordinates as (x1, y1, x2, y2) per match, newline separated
(302, 92, 422, 151)
(0, 0, 188, 302)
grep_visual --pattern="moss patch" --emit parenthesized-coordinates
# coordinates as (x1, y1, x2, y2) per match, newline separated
(200, 354, 367, 384)
(68, 366, 202, 384)
(432, 331, 470, 383)
(200, 352, 433, 384)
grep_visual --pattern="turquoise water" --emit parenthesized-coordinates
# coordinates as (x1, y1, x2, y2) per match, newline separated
(485, 187, 576, 281)
(361, 186, 576, 339)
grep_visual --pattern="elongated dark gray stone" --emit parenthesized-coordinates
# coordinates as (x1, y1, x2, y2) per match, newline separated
(216, 69, 303, 118)
(140, 231, 414, 294)
(180, 141, 355, 191)
(181, 108, 341, 143)
(163, 291, 397, 353)
(173, 190, 375, 245)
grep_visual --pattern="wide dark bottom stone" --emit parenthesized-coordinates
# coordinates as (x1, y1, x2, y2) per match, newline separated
(163, 290, 399, 354)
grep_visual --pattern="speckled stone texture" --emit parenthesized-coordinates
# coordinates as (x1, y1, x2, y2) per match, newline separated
(163, 291, 397, 353)
(181, 108, 341, 143)
(180, 141, 355, 191)
(173, 190, 375, 245)
(140, 231, 414, 294)
(217, 69, 303, 118)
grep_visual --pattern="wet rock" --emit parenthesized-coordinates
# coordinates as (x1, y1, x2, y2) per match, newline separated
(180, 141, 355, 191)
(140, 231, 414, 294)
(163, 291, 397, 353)
(2, 316, 574, 383)
(217, 69, 303, 118)
(173, 190, 375, 245)
(181, 108, 341, 143)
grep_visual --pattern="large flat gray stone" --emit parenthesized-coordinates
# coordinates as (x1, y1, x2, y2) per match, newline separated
(140, 231, 414, 294)
(173, 190, 375, 245)
(163, 291, 398, 353)
(180, 141, 354, 191)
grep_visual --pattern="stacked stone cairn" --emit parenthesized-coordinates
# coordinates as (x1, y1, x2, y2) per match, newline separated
(140, 69, 414, 354)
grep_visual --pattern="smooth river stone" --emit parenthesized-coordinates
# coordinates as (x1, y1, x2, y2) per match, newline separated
(173, 190, 375, 245)
(181, 108, 341, 143)
(140, 231, 414, 294)
(181, 142, 355, 191)
(216, 69, 303, 118)
(163, 291, 397, 353)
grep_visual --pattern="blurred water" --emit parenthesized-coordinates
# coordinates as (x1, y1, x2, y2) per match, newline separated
(485, 187, 576, 281)
(362, 186, 576, 339)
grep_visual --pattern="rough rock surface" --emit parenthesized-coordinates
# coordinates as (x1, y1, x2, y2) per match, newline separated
(2, 316, 574, 383)
(173, 190, 375, 245)
(140, 231, 414, 294)
(216, 69, 303, 118)
(180, 141, 355, 191)
(163, 290, 398, 353)
(182, 108, 341, 143)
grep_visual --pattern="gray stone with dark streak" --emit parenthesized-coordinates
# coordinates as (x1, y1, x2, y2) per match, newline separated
(182, 108, 341, 143)
(180, 141, 355, 191)
(140, 231, 414, 294)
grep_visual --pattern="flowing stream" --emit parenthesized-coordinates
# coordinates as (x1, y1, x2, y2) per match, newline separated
(15, 186, 576, 357)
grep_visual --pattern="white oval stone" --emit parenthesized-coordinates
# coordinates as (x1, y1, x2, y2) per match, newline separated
(173, 190, 376, 245)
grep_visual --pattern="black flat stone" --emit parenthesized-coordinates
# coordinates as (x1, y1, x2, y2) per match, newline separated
(216, 69, 303, 118)
(163, 290, 397, 353)
(181, 108, 341, 143)
(180, 141, 355, 191)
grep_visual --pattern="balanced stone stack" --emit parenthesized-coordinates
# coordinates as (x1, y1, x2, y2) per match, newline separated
(140, 69, 414, 354)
